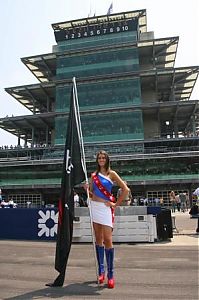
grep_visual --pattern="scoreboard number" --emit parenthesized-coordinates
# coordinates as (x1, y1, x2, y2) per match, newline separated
(57, 19, 137, 41)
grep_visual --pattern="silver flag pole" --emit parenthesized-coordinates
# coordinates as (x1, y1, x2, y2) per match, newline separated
(72, 77, 100, 285)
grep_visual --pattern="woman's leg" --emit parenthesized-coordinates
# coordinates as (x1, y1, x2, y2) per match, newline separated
(103, 225, 115, 288)
(93, 223, 105, 283)
(103, 225, 113, 249)
(93, 222, 104, 245)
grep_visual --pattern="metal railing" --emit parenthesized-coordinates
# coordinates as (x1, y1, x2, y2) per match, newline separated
(0, 144, 198, 163)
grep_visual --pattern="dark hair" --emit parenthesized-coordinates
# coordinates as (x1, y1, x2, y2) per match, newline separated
(96, 150, 110, 173)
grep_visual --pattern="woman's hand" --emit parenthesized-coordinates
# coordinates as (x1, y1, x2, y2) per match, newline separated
(83, 183, 89, 191)
(105, 201, 116, 208)
(83, 183, 93, 198)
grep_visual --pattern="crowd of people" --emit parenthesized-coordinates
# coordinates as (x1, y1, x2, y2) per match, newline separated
(0, 143, 51, 151)
(75, 190, 165, 208)
(0, 189, 17, 208)
(169, 191, 189, 213)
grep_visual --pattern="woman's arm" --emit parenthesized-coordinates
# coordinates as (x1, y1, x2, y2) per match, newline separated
(110, 170, 129, 207)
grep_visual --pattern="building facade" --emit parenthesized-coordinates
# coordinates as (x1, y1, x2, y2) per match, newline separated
(0, 9, 198, 207)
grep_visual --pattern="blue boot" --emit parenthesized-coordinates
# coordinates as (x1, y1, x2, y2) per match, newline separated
(105, 248, 114, 288)
(96, 245, 105, 283)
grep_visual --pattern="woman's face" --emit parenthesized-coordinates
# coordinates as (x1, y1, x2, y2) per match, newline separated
(97, 154, 107, 168)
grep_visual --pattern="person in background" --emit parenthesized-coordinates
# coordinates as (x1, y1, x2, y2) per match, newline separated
(79, 194, 88, 207)
(1, 199, 10, 208)
(175, 194, 181, 212)
(0, 189, 2, 205)
(160, 197, 164, 207)
(86, 150, 129, 288)
(144, 197, 148, 206)
(139, 196, 145, 206)
(74, 191, 80, 207)
(8, 198, 17, 208)
(154, 197, 160, 206)
(185, 193, 189, 210)
(117, 181, 132, 206)
(169, 191, 176, 213)
(132, 197, 138, 206)
(179, 192, 186, 212)
(189, 203, 199, 233)
(27, 201, 32, 208)
(192, 194, 198, 205)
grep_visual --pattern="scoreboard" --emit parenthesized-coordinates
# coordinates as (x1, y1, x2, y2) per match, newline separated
(54, 18, 138, 42)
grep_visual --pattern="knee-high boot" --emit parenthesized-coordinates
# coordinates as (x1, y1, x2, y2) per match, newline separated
(96, 245, 105, 283)
(105, 248, 114, 288)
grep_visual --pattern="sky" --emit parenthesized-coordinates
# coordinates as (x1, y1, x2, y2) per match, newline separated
(0, 0, 198, 146)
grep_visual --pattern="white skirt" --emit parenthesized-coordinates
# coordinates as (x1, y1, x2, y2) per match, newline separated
(89, 200, 113, 228)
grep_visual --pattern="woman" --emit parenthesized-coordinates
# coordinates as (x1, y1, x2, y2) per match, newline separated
(88, 150, 129, 288)
(170, 191, 176, 213)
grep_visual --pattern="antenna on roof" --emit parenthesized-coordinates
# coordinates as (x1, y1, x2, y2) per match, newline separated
(88, 1, 96, 18)
(88, 1, 92, 18)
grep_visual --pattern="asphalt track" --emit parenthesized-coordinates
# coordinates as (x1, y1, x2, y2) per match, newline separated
(0, 211, 198, 300)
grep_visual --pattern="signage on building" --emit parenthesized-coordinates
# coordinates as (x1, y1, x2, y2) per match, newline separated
(54, 18, 138, 42)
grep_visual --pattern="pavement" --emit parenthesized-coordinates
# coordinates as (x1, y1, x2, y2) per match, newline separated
(0, 211, 198, 300)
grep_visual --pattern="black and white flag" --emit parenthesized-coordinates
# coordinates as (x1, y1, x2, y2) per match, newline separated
(107, 2, 113, 15)
(48, 78, 86, 287)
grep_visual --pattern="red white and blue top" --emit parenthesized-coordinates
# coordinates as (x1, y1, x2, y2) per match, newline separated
(92, 172, 113, 201)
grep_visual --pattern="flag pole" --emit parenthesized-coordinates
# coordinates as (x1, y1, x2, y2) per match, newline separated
(72, 77, 100, 285)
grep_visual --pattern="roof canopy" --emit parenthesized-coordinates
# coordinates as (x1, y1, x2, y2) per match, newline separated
(5, 83, 55, 114)
(21, 37, 179, 83)
(5, 66, 199, 114)
(21, 54, 56, 83)
(52, 9, 147, 33)
(0, 100, 198, 142)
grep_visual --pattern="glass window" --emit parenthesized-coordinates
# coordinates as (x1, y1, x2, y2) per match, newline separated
(56, 47, 139, 80)
(54, 110, 144, 144)
(55, 78, 142, 112)
(56, 31, 137, 52)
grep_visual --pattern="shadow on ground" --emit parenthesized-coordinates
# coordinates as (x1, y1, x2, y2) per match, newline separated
(5, 280, 105, 300)
(174, 233, 199, 238)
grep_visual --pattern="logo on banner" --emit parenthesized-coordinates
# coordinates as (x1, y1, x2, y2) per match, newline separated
(38, 210, 58, 237)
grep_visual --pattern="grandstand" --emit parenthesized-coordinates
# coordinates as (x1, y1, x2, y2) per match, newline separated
(0, 9, 198, 207)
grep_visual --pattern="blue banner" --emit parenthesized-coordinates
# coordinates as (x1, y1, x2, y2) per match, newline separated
(0, 208, 58, 240)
